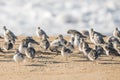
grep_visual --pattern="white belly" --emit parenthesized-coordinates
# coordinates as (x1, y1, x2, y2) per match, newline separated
(13, 54, 24, 63)
(83, 49, 88, 56)
(18, 45, 26, 54)
(61, 51, 71, 57)
(74, 38, 80, 47)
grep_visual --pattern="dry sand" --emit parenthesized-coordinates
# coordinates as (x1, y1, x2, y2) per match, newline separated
(0, 36, 120, 80)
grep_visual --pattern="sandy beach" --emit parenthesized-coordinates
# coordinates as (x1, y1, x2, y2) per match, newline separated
(0, 36, 120, 80)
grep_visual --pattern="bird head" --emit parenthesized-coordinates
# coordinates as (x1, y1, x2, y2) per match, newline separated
(90, 28, 94, 32)
(38, 27, 40, 29)
(115, 27, 118, 31)
(3, 26, 7, 31)
(56, 34, 63, 39)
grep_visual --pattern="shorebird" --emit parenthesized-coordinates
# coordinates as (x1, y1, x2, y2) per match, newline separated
(56, 34, 67, 46)
(82, 41, 98, 61)
(103, 43, 120, 56)
(18, 39, 28, 54)
(95, 45, 105, 59)
(112, 41, 120, 52)
(13, 49, 24, 63)
(67, 29, 86, 48)
(67, 29, 78, 35)
(67, 29, 86, 38)
(79, 38, 85, 52)
(74, 33, 81, 47)
(50, 39, 61, 47)
(107, 36, 120, 44)
(93, 34, 105, 45)
(25, 36, 39, 45)
(3, 40, 13, 51)
(82, 40, 90, 56)
(81, 30, 89, 37)
(36, 27, 49, 39)
(50, 34, 67, 54)
(89, 28, 106, 45)
(113, 27, 120, 39)
(25, 42, 36, 59)
(84, 45, 104, 61)
(66, 42, 74, 51)
(18, 37, 39, 54)
(49, 38, 62, 53)
(67, 29, 76, 45)
(40, 34, 50, 51)
(61, 46, 73, 60)
(87, 49, 97, 61)
(3, 26, 17, 44)
(90, 28, 106, 37)
(69, 36, 74, 46)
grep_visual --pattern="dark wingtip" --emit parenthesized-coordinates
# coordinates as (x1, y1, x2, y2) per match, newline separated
(0, 36, 4, 39)
(0, 48, 5, 53)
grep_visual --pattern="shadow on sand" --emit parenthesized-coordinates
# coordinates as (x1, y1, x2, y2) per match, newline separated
(99, 61, 120, 64)
(0, 59, 13, 62)
(38, 60, 68, 64)
(99, 59, 120, 64)
(73, 59, 90, 62)
(25, 64, 45, 67)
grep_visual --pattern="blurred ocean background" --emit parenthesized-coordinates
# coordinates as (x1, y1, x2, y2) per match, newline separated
(0, 0, 120, 36)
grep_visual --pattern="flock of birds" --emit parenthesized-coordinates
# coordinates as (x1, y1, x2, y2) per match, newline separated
(0, 26, 120, 64)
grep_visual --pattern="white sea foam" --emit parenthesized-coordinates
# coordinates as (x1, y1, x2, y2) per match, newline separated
(0, 0, 120, 36)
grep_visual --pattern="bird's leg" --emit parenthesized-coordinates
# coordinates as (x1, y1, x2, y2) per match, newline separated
(65, 57, 68, 61)
(110, 56, 114, 61)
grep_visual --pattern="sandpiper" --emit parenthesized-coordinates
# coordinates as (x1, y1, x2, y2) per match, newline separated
(13, 49, 24, 63)
(103, 43, 120, 56)
(74, 33, 81, 47)
(25, 42, 36, 59)
(79, 38, 84, 52)
(40, 34, 50, 51)
(56, 34, 67, 46)
(107, 36, 120, 44)
(66, 42, 74, 51)
(82, 41, 98, 61)
(113, 27, 120, 39)
(3, 40, 13, 51)
(36, 27, 49, 39)
(3, 26, 17, 44)
(61, 46, 73, 60)
(93, 34, 105, 45)
(25, 36, 39, 45)
(89, 28, 105, 45)
(67, 29, 86, 48)
(49, 38, 62, 53)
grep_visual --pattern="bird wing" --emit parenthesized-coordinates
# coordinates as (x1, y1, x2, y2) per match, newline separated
(41, 39, 50, 49)
(60, 39, 67, 45)
(64, 47, 73, 53)
(50, 39, 61, 46)
(98, 36, 105, 44)
(27, 47, 36, 58)
(67, 29, 77, 34)
(75, 32, 87, 38)
(26, 37, 39, 45)
(94, 31, 106, 37)
(6, 30, 17, 43)
(9, 30, 17, 39)
(18, 53, 24, 58)
(39, 29, 49, 38)
(116, 31, 120, 38)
